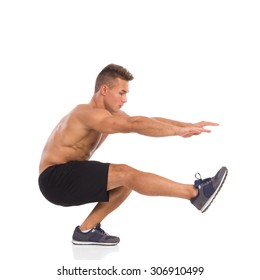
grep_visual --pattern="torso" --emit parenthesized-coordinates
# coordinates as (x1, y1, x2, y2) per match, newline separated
(39, 104, 108, 174)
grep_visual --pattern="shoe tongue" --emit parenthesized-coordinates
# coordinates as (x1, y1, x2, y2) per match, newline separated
(194, 177, 212, 189)
(94, 223, 106, 235)
(95, 223, 101, 230)
(194, 179, 203, 189)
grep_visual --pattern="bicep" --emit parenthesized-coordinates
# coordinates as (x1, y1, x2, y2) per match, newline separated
(98, 115, 133, 134)
(81, 110, 133, 134)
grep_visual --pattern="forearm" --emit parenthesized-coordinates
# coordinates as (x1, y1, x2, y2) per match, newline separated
(130, 116, 180, 137)
(152, 117, 192, 127)
(130, 116, 210, 138)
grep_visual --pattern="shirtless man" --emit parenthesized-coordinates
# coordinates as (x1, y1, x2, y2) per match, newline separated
(38, 64, 228, 245)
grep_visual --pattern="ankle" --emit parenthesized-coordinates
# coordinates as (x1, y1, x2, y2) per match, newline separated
(190, 187, 198, 199)
(80, 224, 94, 232)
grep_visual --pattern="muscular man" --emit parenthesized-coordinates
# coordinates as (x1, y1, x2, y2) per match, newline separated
(38, 64, 228, 245)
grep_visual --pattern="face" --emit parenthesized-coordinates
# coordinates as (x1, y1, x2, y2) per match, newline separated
(103, 78, 129, 113)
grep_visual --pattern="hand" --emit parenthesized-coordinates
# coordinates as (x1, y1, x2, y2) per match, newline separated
(192, 121, 219, 128)
(177, 126, 212, 138)
(178, 121, 219, 138)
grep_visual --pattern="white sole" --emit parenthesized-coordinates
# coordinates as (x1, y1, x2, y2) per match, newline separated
(72, 240, 119, 246)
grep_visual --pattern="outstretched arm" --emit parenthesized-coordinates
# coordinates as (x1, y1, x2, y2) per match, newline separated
(81, 109, 217, 138)
(153, 117, 219, 128)
(114, 116, 213, 137)
(152, 117, 192, 127)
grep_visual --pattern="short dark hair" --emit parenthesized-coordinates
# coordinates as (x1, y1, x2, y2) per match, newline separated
(95, 64, 134, 93)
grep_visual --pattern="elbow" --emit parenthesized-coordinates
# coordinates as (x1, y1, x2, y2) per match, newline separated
(129, 116, 149, 133)
(116, 116, 145, 134)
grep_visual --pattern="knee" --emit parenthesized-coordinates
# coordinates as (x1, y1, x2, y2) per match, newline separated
(116, 163, 135, 176)
(111, 164, 137, 185)
(116, 164, 132, 172)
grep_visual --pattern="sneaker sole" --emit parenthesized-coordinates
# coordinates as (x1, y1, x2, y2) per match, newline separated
(72, 240, 119, 246)
(201, 167, 228, 213)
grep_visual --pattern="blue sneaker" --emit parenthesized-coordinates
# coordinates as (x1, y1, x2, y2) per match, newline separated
(72, 224, 120, 246)
(191, 166, 228, 212)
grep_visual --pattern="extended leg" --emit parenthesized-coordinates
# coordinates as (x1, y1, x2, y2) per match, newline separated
(108, 164, 197, 199)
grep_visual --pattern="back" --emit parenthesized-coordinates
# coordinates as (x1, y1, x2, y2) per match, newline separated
(39, 105, 105, 173)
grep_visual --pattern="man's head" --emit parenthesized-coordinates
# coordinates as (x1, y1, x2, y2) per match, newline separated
(95, 64, 134, 93)
(94, 64, 134, 113)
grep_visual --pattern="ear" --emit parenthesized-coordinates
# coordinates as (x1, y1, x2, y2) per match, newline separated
(100, 85, 109, 96)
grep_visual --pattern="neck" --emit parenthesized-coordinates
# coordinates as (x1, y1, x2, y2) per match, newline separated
(89, 92, 105, 109)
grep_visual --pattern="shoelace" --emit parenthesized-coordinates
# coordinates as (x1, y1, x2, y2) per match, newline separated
(195, 173, 202, 180)
(195, 173, 212, 189)
(95, 224, 108, 235)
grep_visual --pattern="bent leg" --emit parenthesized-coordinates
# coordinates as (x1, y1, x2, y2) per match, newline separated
(80, 186, 131, 231)
(108, 164, 197, 199)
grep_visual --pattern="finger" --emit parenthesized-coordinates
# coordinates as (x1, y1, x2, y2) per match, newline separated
(204, 122, 219, 126)
(200, 128, 211, 133)
(184, 132, 201, 138)
(185, 129, 202, 137)
(193, 127, 211, 133)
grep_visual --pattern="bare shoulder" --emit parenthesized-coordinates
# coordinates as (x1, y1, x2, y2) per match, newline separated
(66, 103, 133, 134)
(70, 104, 112, 129)
(72, 104, 111, 118)
(113, 110, 130, 117)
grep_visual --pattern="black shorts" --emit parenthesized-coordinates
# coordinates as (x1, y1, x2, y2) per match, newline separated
(38, 161, 110, 206)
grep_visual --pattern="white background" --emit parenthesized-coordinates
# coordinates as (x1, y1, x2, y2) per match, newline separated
(1, 0, 259, 279)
